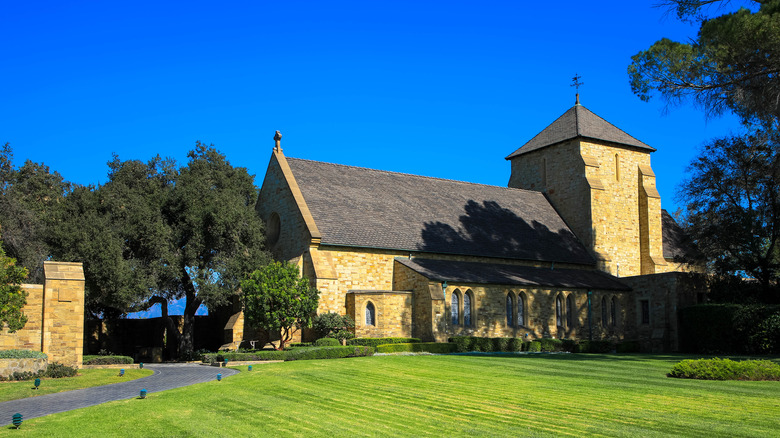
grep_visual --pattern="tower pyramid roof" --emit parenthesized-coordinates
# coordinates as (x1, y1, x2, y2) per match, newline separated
(506, 103, 655, 159)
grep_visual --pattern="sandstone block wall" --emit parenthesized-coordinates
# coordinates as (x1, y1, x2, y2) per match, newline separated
(0, 357, 47, 379)
(0, 262, 84, 368)
(346, 290, 412, 338)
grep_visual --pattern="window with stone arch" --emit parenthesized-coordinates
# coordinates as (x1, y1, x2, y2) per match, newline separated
(566, 294, 574, 328)
(615, 153, 620, 181)
(601, 296, 608, 329)
(451, 290, 460, 325)
(610, 296, 617, 327)
(506, 293, 514, 327)
(517, 292, 526, 327)
(464, 290, 473, 327)
(365, 301, 376, 327)
(555, 294, 563, 328)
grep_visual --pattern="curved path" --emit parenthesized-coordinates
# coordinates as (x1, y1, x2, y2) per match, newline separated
(0, 363, 238, 426)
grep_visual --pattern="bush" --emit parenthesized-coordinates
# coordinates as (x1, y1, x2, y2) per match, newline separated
(284, 346, 374, 361)
(507, 337, 523, 352)
(668, 358, 780, 381)
(449, 336, 471, 352)
(616, 341, 641, 353)
(0, 350, 47, 359)
(576, 340, 614, 353)
(538, 338, 563, 352)
(561, 339, 578, 353)
(288, 342, 313, 348)
(179, 349, 211, 362)
(44, 362, 78, 378)
(314, 337, 341, 347)
(527, 341, 542, 352)
(312, 312, 355, 339)
(376, 342, 456, 354)
(203, 351, 287, 364)
(348, 338, 421, 348)
(83, 355, 134, 365)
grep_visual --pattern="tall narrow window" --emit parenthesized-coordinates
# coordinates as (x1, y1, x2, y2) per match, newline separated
(365, 302, 376, 326)
(506, 294, 514, 327)
(464, 292, 472, 327)
(451, 292, 460, 325)
(610, 297, 617, 327)
(566, 294, 574, 328)
(640, 300, 650, 324)
(615, 153, 620, 181)
(541, 158, 548, 187)
(556, 295, 563, 328)
(517, 293, 525, 327)
(601, 297, 608, 328)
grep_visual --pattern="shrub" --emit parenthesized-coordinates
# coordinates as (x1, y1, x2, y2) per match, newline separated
(668, 358, 780, 381)
(314, 337, 340, 347)
(472, 337, 491, 352)
(179, 349, 211, 362)
(376, 342, 456, 354)
(348, 338, 421, 348)
(44, 362, 78, 378)
(507, 337, 523, 352)
(561, 339, 578, 353)
(538, 338, 563, 352)
(312, 312, 355, 339)
(288, 342, 313, 348)
(83, 355, 134, 365)
(0, 350, 47, 359)
(491, 337, 509, 352)
(449, 336, 471, 352)
(284, 346, 374, 361)
(577, 340, 614, 353)
(203, 351, 287, 364)
(527, 341, 542, 352)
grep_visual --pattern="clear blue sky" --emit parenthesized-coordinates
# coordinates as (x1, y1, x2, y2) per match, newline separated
(1, 1, 751, 316)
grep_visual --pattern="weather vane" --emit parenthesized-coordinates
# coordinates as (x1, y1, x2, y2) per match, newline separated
(571, 73, 583, 104)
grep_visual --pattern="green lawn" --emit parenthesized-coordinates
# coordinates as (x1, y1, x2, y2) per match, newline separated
(9, 354, 780, 436)
(0, 368, 153, 403)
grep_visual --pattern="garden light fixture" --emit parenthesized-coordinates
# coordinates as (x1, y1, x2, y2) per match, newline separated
(248, 365, 253, 371)
(140, 389, 147, 399)
(34, 378, 40, 389)
(119, 369, 125, 377)
(217, 373, 222, 381)
(12, 413, 22, 429)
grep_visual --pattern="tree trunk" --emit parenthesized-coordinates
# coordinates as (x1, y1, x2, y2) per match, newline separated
(178, 271, 201, 355)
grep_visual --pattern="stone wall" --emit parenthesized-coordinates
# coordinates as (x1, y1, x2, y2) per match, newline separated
(0, 262, 84, 368)
(346, 291, 412, 338)
(0, 357, 47, 379)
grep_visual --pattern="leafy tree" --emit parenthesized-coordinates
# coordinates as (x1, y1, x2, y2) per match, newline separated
(0, 235, 29, 332)
(51, 143, 269, 353)
(677, 130, 779, 299)
(0, 143, 71, 283)
(242, 261, 319, 350)
(628, 1, 780, 127)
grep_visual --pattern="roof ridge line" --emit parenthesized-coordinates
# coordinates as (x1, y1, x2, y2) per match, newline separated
(286, 156, 546, 195)
(577, 105, 650, 147)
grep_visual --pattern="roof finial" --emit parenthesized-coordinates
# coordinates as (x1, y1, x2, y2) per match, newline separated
(571, 73, 583, 105)
(273, 130, 282, 152)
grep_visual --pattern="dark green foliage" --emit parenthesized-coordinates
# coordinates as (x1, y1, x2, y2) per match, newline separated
(44, 362, 78, 378)
(312, 312, 355, 343)
(561, 339, 578, 353)
(527, 341, 542, 352)
(538, 338, 564, 352)
(376, 343, 457, 354)
(679, 304, 780, 354)
(576, 340, 615, 353)
(288, 343, 313, 348)
(0, 350, 46, 359)
(204, 351, 286, 364)
(313, 337, 340, 347)
(82, 355, 134, 365)
(178, 349, 211, 362)
(0, 243, 29, 332)
(616, 341, 641, 353)
(668, 358, 780, 380)
(347, 338, 421, 348)
(474, 337, 492, 352)
(284, 346, 374, 361)
(242, 261, 319, 351)
(507, 337, 523, 352)
(449, 336, 471, 353)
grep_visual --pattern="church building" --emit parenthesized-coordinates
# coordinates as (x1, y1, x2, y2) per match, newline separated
(247, 98, 701, 351)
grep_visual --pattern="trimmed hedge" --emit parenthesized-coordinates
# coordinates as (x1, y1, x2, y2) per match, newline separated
(284, 346, 374, 361)
(527, 341, 542, 352)
(0, 362, 77, 381)
(0, 350, 47, 359)
(83, 355, 134, 365)
(376, 343, 457, 354)
(313, 338, 341, 347)
(203, 351, 287, 364)
(576, 340, 615, 353)
(347, 338, 421, 348)
(668, 358, 780, 381)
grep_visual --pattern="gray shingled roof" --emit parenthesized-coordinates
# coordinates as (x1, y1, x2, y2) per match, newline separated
(395, 258, 630, 290)
(506, 104, 656, 159)
(286, 158, 595, 265)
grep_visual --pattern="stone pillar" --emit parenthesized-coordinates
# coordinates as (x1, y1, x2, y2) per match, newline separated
(41, 262, 85, 368)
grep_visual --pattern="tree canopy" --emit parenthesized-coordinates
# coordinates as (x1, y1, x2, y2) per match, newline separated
(0, 236, 29, 332)
(629, 0, 780, 127)
(242, 261, 319, 350)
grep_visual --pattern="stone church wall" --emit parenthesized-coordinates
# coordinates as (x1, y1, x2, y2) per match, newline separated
(346, 291, 412, 338)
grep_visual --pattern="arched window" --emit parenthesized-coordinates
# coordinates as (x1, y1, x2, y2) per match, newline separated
(451, 291, 460, 325)
(601, 297, 608, 329)
(610, 296, 617, 327)
(556, 295, 563, 328)
(517, 293, 526, 327)
(506, 293, 514, 327)
(615, 153, 620, 181)
(566, 294, 574, 328)
(365, 302, 375, 326)
(464, 291, 473, 327)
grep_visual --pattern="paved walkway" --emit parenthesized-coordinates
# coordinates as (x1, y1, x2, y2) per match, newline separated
(0, 363, 239, 426)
